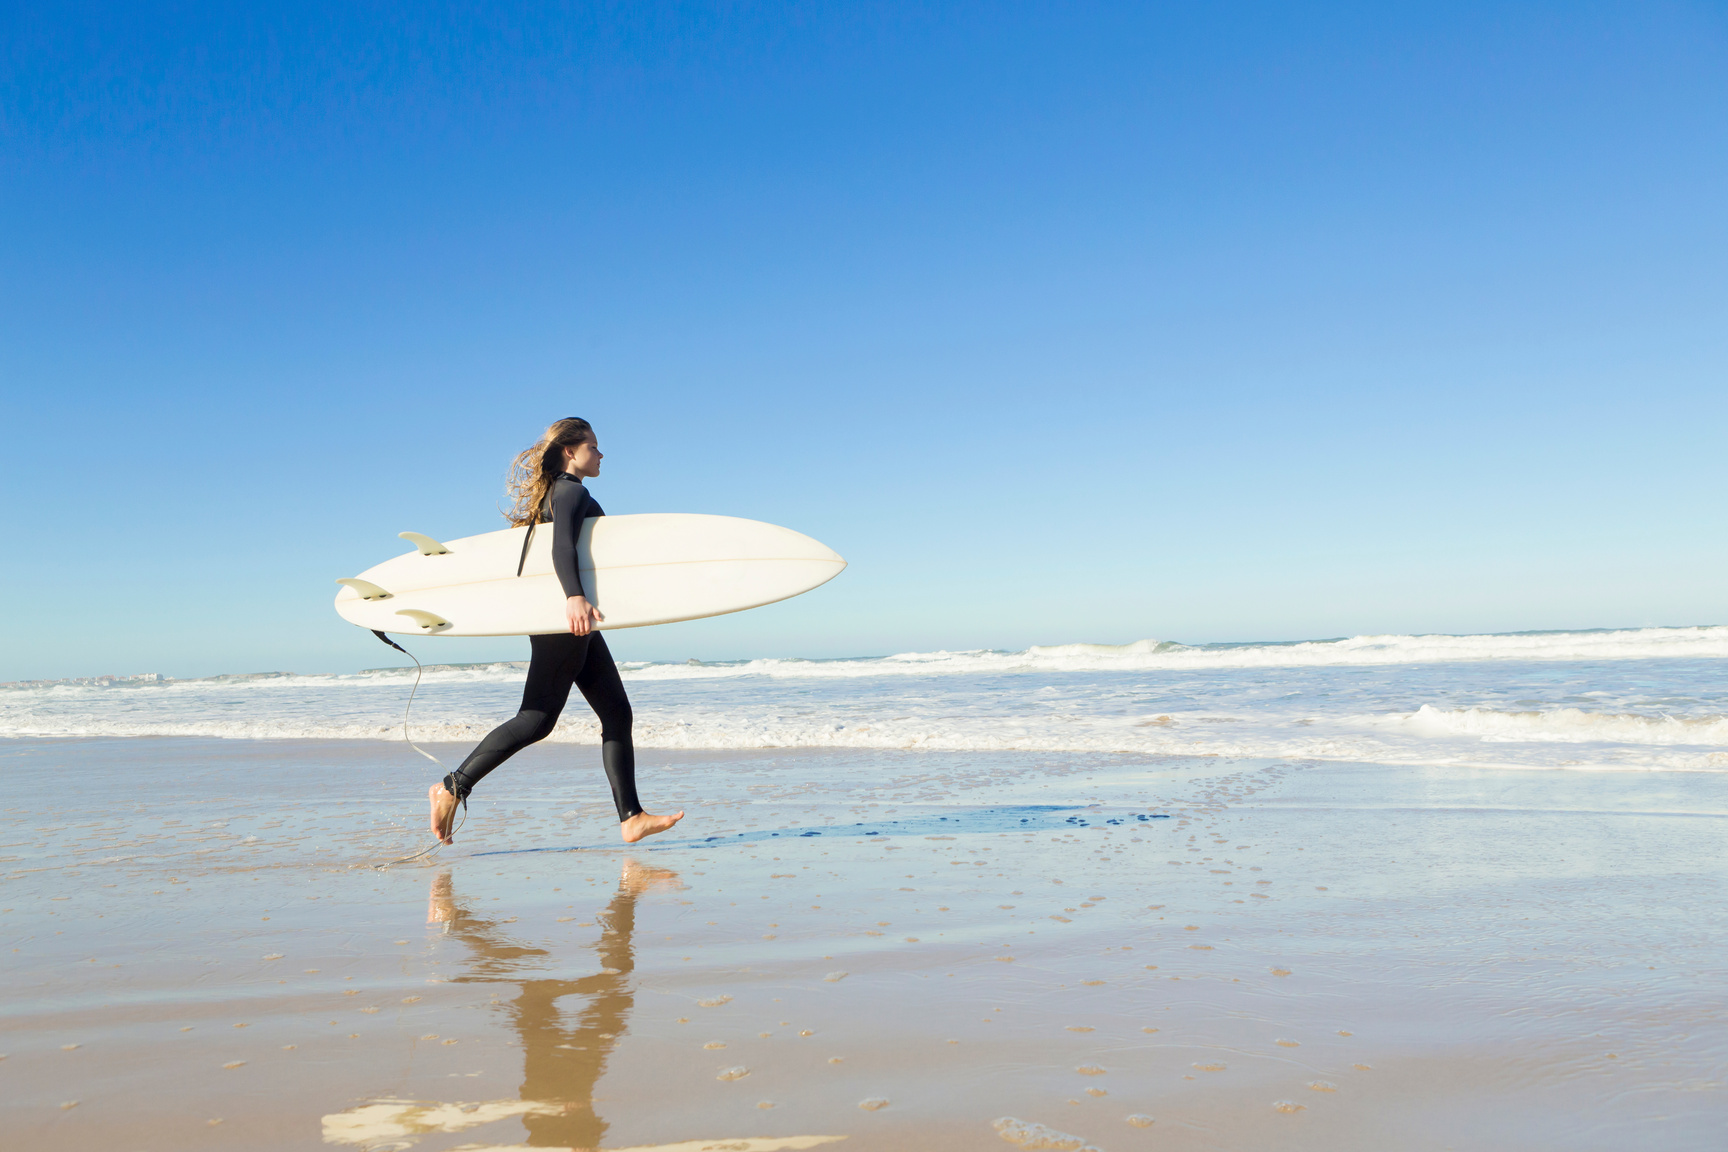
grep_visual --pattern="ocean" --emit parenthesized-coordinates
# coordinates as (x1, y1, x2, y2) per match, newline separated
(7, 625, 1727, 772)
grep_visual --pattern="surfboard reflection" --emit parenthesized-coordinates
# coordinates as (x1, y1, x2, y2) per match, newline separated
(427, 858, 681, 1149)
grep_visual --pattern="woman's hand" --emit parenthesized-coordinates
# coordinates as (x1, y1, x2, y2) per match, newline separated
(566, 595, 604, 636)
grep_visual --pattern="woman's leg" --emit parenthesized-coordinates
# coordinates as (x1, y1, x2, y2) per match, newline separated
(572, 631, 640, 821)
(449, 632, 589, 798)
(430, 633, 587, 840)
(574, 633, 683, 841)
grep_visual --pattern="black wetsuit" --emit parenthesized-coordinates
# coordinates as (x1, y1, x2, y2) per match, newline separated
(445, 473, 641, 821)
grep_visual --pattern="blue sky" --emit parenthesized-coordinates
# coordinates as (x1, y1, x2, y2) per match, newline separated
(3, 1, 1726, 681)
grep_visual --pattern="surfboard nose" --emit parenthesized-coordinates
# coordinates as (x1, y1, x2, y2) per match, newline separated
(785, 528, 846, 567)
(746, 522, 846, 568)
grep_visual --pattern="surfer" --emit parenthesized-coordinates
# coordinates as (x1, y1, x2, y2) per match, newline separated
(428, 417, 684, 846)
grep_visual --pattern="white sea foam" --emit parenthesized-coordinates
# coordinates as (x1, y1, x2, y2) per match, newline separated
(3, 627, 1725, 771)
(1393, 704, 1728, 745)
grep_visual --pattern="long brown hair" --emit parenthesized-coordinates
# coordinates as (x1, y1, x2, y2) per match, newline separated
(504, 417, 594, 526)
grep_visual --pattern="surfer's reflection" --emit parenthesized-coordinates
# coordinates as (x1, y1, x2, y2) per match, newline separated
(427, 858, 681, 1149)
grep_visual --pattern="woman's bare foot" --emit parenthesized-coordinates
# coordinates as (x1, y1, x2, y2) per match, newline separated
(620, 810, 684, 843)
(428, 782, 459, 845)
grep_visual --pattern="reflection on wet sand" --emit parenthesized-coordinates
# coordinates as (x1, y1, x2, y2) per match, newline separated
(429, 858, 681, 1150)
(324, 859, 845, 1152)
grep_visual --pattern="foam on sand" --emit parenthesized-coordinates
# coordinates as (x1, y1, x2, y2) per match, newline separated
(992, 1116, 1102, 1151)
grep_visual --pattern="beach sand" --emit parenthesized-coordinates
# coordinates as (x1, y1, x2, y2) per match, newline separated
(3, 737, 1723, 1150)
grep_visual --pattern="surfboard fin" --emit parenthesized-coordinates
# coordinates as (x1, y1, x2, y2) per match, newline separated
(399, 532, 451, 556)
(394, 609, 452, 631)
(335, 577, 393, 601)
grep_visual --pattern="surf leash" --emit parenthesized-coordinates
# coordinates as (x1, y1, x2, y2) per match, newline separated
(369, 629, 465, 869)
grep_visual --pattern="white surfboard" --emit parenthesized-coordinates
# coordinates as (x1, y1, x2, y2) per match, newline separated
(333, 514, 846, 637)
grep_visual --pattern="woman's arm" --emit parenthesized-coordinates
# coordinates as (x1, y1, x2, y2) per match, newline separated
(549, 481, 604, 635)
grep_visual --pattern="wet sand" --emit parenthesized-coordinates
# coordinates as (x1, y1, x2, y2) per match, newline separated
(3, 737, 1724, 1150)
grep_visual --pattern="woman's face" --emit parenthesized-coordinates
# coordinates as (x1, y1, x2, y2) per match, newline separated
(564, 436, 602, 478)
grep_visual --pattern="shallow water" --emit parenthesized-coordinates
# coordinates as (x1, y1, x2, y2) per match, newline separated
(5, 737, 1724, 1150)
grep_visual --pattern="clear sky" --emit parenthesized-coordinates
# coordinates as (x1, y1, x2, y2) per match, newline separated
(3, 1, 1726, 681)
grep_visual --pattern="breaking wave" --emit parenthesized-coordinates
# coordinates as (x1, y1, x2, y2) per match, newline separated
(627, 626, 1728, 679)
(3, 626, 1726, 770)
(7, 625, 1726, 696)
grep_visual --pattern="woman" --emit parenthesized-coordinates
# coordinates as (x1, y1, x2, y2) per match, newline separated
(428, 417, 684, 845)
